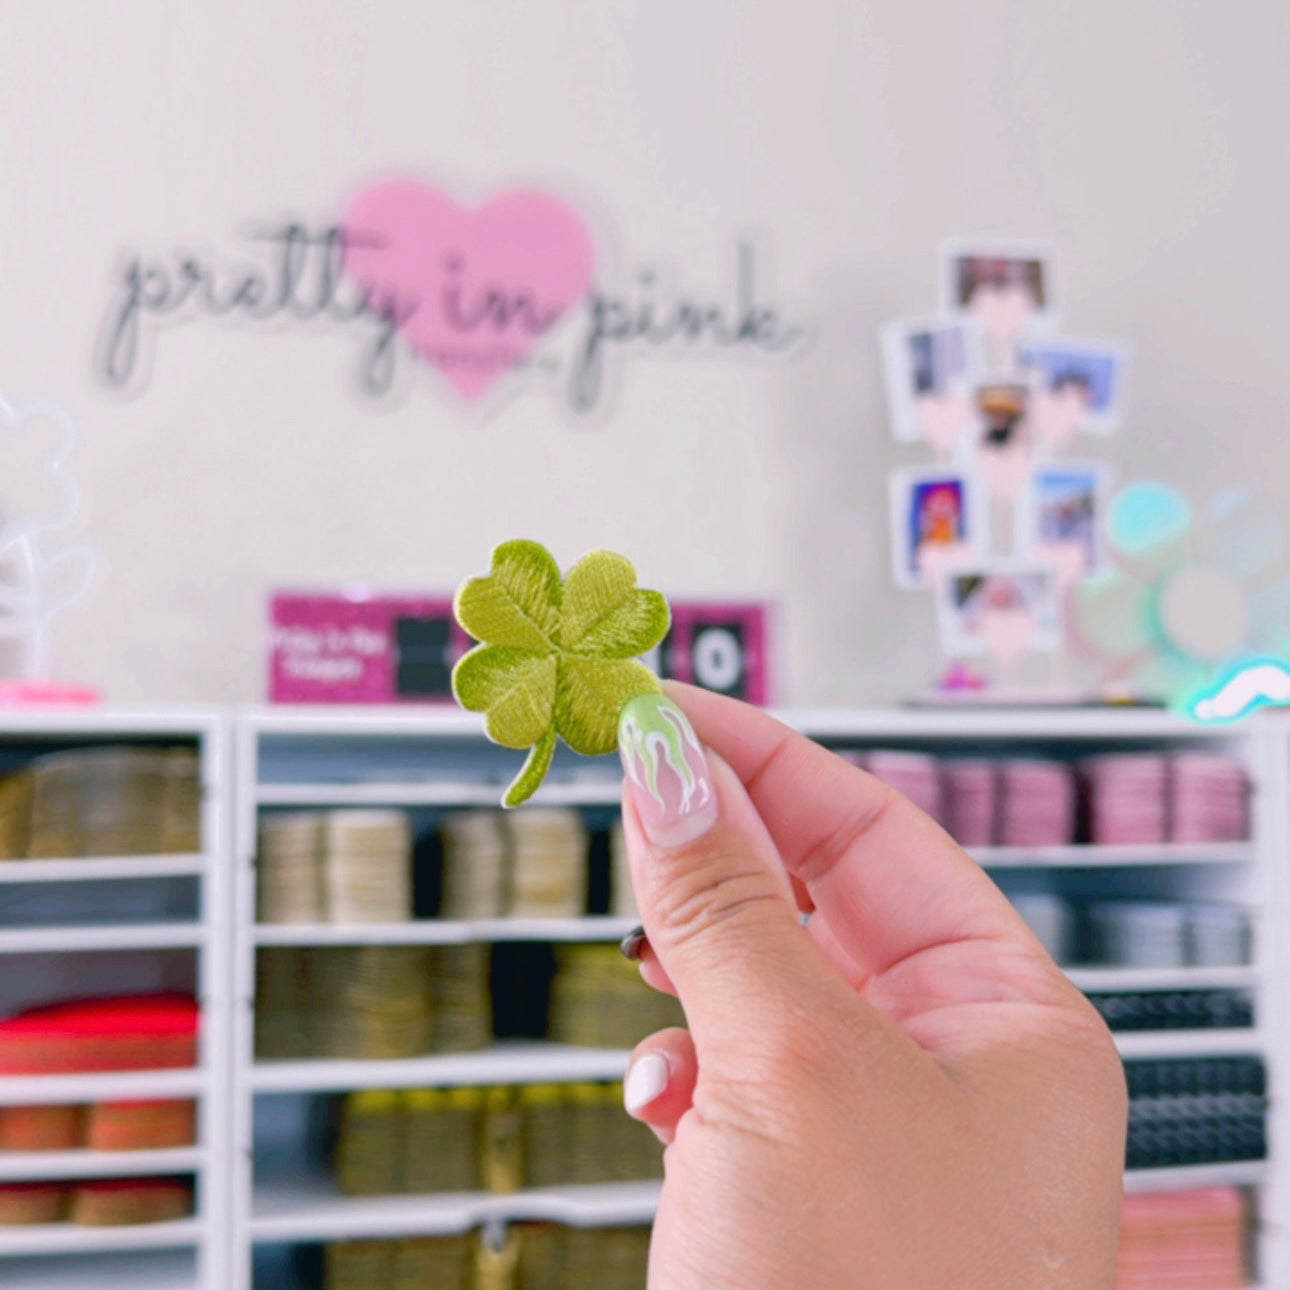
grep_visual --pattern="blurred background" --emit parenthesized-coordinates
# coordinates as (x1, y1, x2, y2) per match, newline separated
(0, 6, 1287, 1290)
(4, 0, 1286, 706)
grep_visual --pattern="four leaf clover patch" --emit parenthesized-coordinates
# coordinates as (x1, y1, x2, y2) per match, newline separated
(452, 540, 670, 806)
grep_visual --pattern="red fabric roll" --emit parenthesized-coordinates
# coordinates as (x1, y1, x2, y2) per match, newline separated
(0, 996, 198, 1075)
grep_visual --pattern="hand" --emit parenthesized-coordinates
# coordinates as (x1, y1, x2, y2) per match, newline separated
(615, 684, 1127, 1290)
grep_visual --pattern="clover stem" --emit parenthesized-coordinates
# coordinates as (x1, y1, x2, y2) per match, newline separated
(504, 726, 558, 808)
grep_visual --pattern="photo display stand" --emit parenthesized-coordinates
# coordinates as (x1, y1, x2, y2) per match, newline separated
(881, 240, 1127, 699)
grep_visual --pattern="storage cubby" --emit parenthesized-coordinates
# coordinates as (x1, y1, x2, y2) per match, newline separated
(231, 709, 662, 1290)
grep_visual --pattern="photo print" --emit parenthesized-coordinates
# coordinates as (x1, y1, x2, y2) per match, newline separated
(937, 562, 1061, 663)
(976, 380, 1030, 450)
(889, 467, 980, 589)
(1019, 462, 1108, 583)
(880, 317, 983, 453)
(973, 379, 1033, 501)
(941, 240, 1055, 358)
(1020, 338, 1126, 448)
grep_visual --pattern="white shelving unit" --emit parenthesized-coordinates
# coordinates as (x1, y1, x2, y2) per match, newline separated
(225, 704, 1285, 1290)
(0, 701, 1270, 1287)
(0, 710, 229, 1290)
(232, 707, 648, 1290)
(792, 707, 1283, 1290)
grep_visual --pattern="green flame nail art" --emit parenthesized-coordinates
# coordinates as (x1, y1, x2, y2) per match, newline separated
(618, 693, 710, 815)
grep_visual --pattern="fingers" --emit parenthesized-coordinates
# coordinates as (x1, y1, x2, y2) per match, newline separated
(628, 905, 873, 1008)
(661, 682, 1041, 984)
(629, 912, 847, 1004)
(621, 926, 679, 997)
(616, 692, 828, 1051)
(806, 910, 868, 990)
(623, 1027, 698, 1145)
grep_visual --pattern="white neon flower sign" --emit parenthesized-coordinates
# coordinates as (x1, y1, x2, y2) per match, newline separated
(0, 396, 95, 679)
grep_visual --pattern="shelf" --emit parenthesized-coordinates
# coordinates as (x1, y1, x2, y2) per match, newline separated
(787, 706, 1246, 741)
(244, 707, 488, 737)
(250, 1177, 660, 1242)
(0, 925, 206, 954)
(0, 1249, 197, 1289)
(254, 916, 638, 946)
(1124, 1160, 1269, 1193)
(257, 779, 622, 807)
(245, 702, 1238, 743)
(0, 1217, 203, 1256)
(0, 1147, 206, 1183)
(252, 1044, 630, 1094)
(1067, 966, 1259, 992)
(0, 710, 220, 738)
(0, 1069, 207, 1107)
(471, 916, 637, 942)
(255, 920, 470, 947)
(0, 856, 206, 885)
(969, 843, 1255, 868)
(1114, 1029, 1266, 1060)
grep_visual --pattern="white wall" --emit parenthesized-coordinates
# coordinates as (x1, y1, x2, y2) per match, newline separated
(1, 0, 1286, 704)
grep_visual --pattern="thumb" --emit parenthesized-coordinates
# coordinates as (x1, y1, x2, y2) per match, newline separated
(616, 692, 828, 1049)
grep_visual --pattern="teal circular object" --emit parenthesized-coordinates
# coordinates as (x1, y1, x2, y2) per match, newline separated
(1108, 482, 1192, 556)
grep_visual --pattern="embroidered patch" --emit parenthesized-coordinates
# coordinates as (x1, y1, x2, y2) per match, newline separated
(452, 540, 670, 806)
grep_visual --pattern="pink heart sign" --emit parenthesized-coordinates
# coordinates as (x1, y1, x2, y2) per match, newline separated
(340, 181, 595, 400)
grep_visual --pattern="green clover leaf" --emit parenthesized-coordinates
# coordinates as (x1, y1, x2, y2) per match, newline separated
(452, 540, 670, 806)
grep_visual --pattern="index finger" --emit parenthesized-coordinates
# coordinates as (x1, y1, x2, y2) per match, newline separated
(662, 682, 1024, 981)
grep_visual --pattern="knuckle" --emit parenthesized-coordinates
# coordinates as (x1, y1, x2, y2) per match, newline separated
(1060, 995, 1125, 1064)
(693, 1065, 801, 1146)
(696, 1010, 859, 1146)
(1031, 1000, 1130, 1114)
(646, 831, 787, 947)
(794, 783, 897, 886)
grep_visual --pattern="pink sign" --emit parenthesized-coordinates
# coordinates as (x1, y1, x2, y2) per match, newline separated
(270, 592, 469, 704)
(270, 593, 771, 706)
(340, 181, 595, 401)
(658, 602, 771, 705)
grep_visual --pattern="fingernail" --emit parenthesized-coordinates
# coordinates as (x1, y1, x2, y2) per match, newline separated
(618, 693, 719, 847)
(624, 1052, 669, 1113)
(619, 924, 648, 961)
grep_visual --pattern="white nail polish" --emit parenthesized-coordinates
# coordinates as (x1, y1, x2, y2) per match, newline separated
(624, 1053, 669, 1113)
